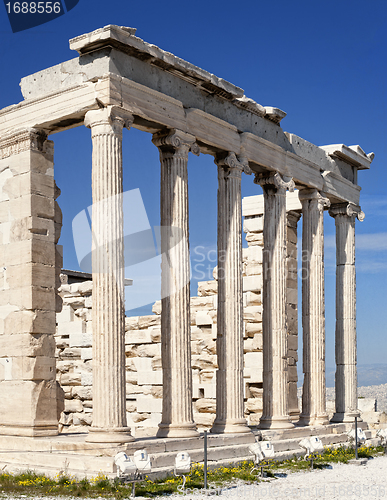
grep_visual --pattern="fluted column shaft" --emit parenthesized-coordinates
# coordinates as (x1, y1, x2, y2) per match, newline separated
(299, 189, 330, 426)
(85, 106, 134, 443)
(330, 203, 364, 422)
(152, 129, 199, 438)
(212, 153, 251, 434)
(256, 173, 295, 429)
(287, 210, 302, 421)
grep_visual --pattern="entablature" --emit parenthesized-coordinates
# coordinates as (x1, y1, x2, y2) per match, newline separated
(0, 25, 372, 207)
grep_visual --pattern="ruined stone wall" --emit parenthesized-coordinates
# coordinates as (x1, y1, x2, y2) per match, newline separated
(0, 133, 64, 436)
(55, 204, 298, 437)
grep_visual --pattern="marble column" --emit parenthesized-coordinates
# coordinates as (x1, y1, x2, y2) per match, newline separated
(287, 210, 302, 421)
(84, 106, 134, 443)
(212, 152, 252, 434)
(329, 203, 364, 423)
(256, 172, 295, 430)
(299, 189, 330, 426)
(152, 129, 199, 438)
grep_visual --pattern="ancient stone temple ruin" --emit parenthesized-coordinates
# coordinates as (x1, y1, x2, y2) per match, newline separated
(0, 25, 373, 472)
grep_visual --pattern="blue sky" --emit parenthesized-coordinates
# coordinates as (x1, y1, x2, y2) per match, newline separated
(0, 0, 386, 370)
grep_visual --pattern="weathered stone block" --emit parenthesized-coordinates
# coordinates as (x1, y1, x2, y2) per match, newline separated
(0, 333, 55, 358)
(129, 343, 160, 358)
(69, 330, 92, 348)
(243, 275, 262, 292)
(191, 339, 207, 355)
(197, 280, 217, 296)
(9, 217, 55, 245)
(192, 354, 217, 370)
(245, 246, 263, 263)
(58, 320, 85, 337)
(244, 305, 262, 322)
(0, 285, 55, 311)
(125, 329, 152, 344)
(192, 382, 216, 399)
(149, 327, 161, 342)
(4, 309, 55, 335)
(151, 356, 162, 370)
(288, 334, 298, 351)
(60, 372, 82, 386)
(244, 352, 263, 383)
(55, 245, 63, 271)
(72, 386, 92, 400)
(136, 396, 162, 413)
(60, 347, 81, 359)
(0, 194, 54, 224)
(62, 386, 72, 399)
(195, 398, 216, 413)
(1, 356, 55, 381)
(286, 226, 298, 245)
(192, 412, 215, 427)
(245, 322, 262, 336)
(64, 399, 83, 413)
(287, 288, 298, 305)
(288, 346, 298, 360)
(196, 311, 212, 326)
(56, 360, 73, 373)
(244, 291, 261, 306)
(244, 333, 262, 352)
(81, 370, 92, 386)
(243, 217, 263, 233)
(0, 379, 58, 433)
(151, 386, 163, 398)
(248, 413, 263, 425)
(286, 245, 297, 259)
(5, 148, 54, 177)
(248, 385, 263, 398)
(288, 365, 298, 383)
(191, 296, 214, 308)
(199, 370, 215, 383)
(2, 239, 55, 267)
(245, 397, 263, 413)
(81, 348, 92, 360)
(125, 316, 139, 331)
(138, 315, 160, 329)
(151, 301, 161, 315)
(245, 233, 263, 245)
(73, 412, 92, 426)
(245, 263, 262, 276)
(137, 370, 162, 386)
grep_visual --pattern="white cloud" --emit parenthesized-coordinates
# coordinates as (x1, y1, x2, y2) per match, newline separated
(356, 233, 387, 251)
(323, 232, 387, 252)
(356, 260, 387, 274)
(360, 195, 387, 217)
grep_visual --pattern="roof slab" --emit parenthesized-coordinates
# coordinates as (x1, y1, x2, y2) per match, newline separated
(0, 25, 372, 205)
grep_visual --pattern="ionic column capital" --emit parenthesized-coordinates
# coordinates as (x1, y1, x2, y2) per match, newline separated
(215, 152, 252, 178)
(152, 129, 200, 157)
(84, 106, 134, 134)
(254, 172, 295, 193)
(329, 202, 365, 221)
(0, 128, 48, 160)
(299, 188, 330, 211)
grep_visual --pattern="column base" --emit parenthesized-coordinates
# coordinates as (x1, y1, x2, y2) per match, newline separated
(0, 424, 58, 437)
(259, 416, 294, 430)
(289, 410, 301, 422)
(211, 418, 252, 434)
(330, 411, 361, 423)
(86, 427, 134, 443)
(298, 414, 329, 426)
(157, 422, 199, 438)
